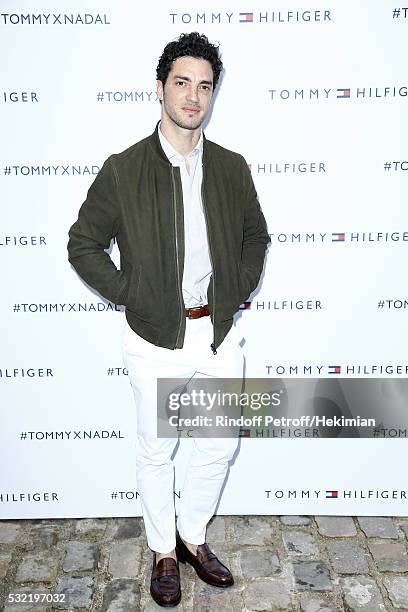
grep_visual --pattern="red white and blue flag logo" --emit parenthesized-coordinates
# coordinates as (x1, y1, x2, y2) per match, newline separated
(328, 365, 341, 375)
(326, 490, 339, 498)
(332, 233, 345, 242)
(239, 12, 254, 22)
(337, 88, 351, 98)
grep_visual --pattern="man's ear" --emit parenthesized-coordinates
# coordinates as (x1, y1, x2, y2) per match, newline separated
(156, 80, 164, 102)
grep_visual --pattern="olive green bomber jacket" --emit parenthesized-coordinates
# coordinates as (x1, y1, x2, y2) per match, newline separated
(67, 123, 270, 352)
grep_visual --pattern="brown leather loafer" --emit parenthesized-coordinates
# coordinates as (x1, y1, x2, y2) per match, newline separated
(150, 555, 181, 607)
(175, 530, 234, 588)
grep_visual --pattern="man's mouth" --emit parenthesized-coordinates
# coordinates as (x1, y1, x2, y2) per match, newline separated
(183, 107, 200, 113)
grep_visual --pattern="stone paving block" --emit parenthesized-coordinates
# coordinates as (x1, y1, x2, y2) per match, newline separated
(280, 515, 311, 526)
(74, 517, 107, 537)
(368, 539, 408, 572)
(109, 539, 142, 578)
(112, 517, 142, 540)
(230, 516, 273, 545)
(383, 575, 408, 609)
(206, 516, 226, 543)
(293, 560, 332, 591)
(282, 530, 319, 557)
(0, 521, 22, 544)
(143, 599, 192, 612)
(357, 516, 399, 539)
(193, 580, 243, 611)
(242, 576, 293, 610)
(0, 551, 12, 578)
(299, 594, 337, 611)
(315, 516, 356, 537)
(4, 587, 50, 612)
(239, 547, 281, 578)
(15, 551, 59, 583)
(340, 576, 386, 610)
(101, 578, 140, 611)
(325, 539, 369, 574)
(399, 522, 408, 540)
(53, 575, 95, 609)
(28, 524, 59, 547)
(62, 540, 100, 572)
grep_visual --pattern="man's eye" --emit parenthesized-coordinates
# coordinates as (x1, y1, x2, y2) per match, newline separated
(176, 81, 185, 86)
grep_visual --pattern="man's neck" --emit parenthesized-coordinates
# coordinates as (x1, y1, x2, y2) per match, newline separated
(159, 117, 201, 157)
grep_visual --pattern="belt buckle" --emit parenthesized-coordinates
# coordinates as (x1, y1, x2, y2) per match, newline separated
(188, 306, 201, 319)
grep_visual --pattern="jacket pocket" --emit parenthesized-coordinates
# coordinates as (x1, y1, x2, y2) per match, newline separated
(220, 261, 248, 321)
(120, 264, 142, 309)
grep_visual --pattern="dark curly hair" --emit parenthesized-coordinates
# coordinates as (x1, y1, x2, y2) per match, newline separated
(156, 32, 223, 89)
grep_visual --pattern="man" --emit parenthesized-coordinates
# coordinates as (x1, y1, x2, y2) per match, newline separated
(68, 32, 269, 607)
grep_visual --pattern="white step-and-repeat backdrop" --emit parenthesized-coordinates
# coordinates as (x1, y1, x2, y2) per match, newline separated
(1, 0, 407, 518)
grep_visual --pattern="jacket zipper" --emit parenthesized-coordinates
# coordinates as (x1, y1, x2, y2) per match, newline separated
(171, 166, 184, 349)
(201, 176, 217, 355)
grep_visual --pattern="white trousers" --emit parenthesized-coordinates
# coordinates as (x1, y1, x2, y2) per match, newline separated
(122, 315, 244, 553)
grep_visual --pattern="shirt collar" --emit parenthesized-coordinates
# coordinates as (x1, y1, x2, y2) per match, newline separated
(158, 121, 203, 161)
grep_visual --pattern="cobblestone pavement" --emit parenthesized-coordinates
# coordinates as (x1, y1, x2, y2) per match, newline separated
(1, 516, 408, 611)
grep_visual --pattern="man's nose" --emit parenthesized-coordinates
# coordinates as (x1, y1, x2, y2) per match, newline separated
(186, 86, 199, 103)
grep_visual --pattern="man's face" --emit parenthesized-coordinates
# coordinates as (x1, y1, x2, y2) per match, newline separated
(156, 56, 214, 131)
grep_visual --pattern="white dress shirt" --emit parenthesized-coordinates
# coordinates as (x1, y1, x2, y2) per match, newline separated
(158, 122, 212, 308)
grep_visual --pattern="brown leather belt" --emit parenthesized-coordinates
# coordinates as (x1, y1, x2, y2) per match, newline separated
(185, 305, 210, 319)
